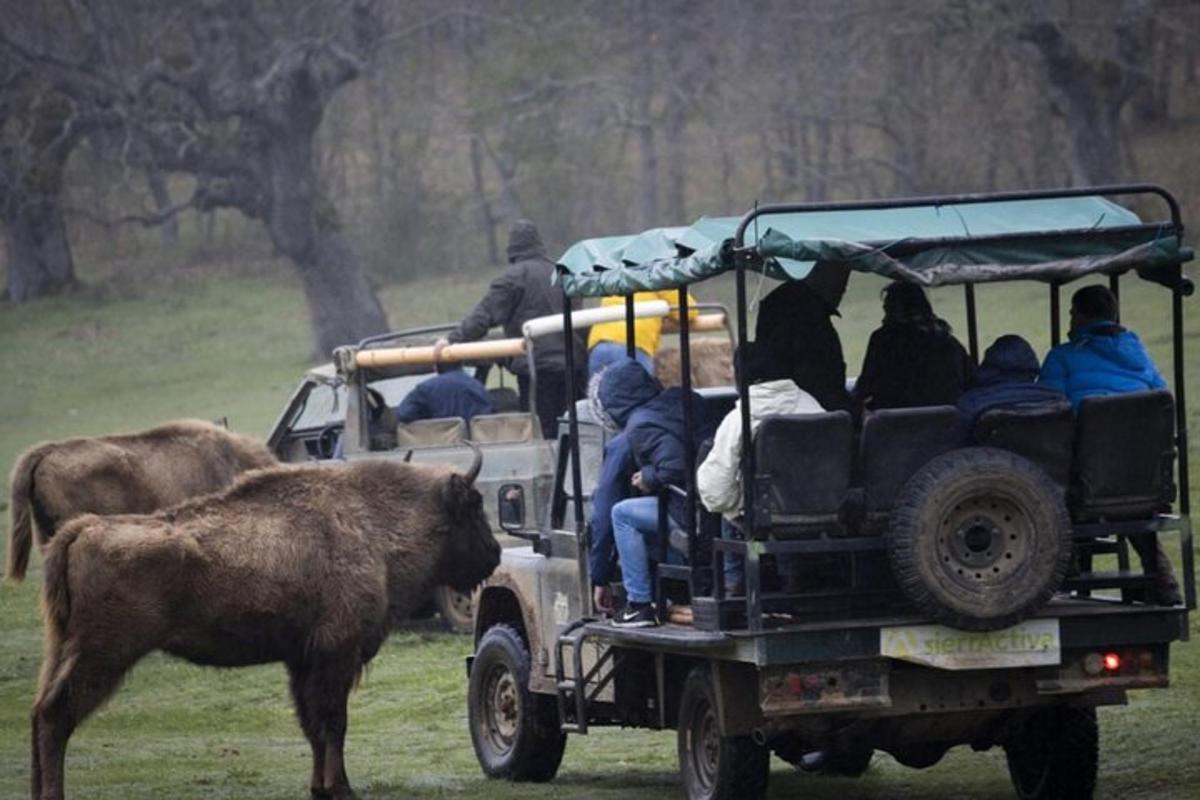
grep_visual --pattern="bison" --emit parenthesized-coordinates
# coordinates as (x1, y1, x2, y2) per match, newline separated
(7, 419, 276, 581)
(30, 455, 499, 800)
(654, 338, 735, 389)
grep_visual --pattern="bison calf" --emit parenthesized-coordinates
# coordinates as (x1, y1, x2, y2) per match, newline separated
(30, 457, 499, 800)
(7, 419, 276, 581)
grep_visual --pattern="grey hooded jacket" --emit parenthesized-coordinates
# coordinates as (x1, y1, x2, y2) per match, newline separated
(449, 220, 583, 376)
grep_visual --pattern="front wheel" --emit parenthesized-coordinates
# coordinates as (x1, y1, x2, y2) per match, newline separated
(677, 666, 769, 800)
(468, 624, 565, 782)
(1004, 706, 1098, 800)
(434, 585, 477, 633)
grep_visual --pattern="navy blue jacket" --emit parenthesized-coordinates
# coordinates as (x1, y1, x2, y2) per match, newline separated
(957, 335, 1067, 426)
(588, 360, 711, 585)
(1038, 321, 1167, 410)
(394, 367, 494, 423)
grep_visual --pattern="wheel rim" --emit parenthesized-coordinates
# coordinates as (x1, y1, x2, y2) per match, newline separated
(935, 491, 1034, 591)
(480, 663, 520, 756)
(687, 696, 720, 791)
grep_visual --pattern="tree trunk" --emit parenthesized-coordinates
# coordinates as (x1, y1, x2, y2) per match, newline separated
(469, 135, 499, 264)
(634, 0, 658, 226)
(264, 129, 389, 359)
(3, 197, 76, 301)
(146, 170, 179, 246)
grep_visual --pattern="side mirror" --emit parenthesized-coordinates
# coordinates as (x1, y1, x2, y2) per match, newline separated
(498, 483, 525, 532)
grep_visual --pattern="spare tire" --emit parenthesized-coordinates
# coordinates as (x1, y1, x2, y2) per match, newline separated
(888, 447, 1071, 631)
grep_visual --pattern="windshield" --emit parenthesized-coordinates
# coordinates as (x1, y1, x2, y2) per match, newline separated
(290, 369, 480, 432)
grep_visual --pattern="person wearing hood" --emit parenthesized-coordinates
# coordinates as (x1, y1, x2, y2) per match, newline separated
(957, 335, 1067, 428)
(1038, 284, 1167, 410)
(853, 281, 974, 413)
(588, 358, 711, 627)
(437, 219, 585, 438)
(754, 265, 851, 412)
(697, 342, 825, 594)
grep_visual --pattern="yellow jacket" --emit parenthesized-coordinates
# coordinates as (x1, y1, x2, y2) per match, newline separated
(587, 290, 698, 357)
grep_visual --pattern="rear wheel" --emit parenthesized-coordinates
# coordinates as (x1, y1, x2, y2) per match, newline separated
(468, 624, 565, 782)
(435, 585, 477, 633)
(889, 448, 1072, 631)
(677, 667, 769, 800)
(1004, 706, 1098, 800)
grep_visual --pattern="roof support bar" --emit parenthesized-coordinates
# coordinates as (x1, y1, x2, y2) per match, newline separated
(561, 291, 590, 611)
(677, 287, 698, 594)
(625, 294, 637, 359)
(964, 284, 979, 364)
(1173, 286, 1191, 516)
(1050, 283, 1062, 346)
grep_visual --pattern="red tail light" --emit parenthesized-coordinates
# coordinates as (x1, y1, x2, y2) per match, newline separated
(1102, 653, 1121, 672)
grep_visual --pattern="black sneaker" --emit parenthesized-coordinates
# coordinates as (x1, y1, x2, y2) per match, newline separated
(613, 602, 657, 628)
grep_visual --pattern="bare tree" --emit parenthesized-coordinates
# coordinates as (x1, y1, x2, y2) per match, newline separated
(1, 0, 389, 357)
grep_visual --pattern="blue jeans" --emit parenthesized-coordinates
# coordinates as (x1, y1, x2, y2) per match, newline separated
(720, 518, 744, 594)
(588, 341, 654, 382)
(612, 496, 682, 603)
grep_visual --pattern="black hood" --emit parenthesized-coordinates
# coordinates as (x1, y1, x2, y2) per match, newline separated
(507, 219, 547, 263)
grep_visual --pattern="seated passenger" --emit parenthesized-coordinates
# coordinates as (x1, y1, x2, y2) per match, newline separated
(587, 290, 698, 380)
(957, 335, 1067, 428)
(1038, 285, 1179, 606)
(853, 281, 974, 413)
(588, 359, 711, 627)
(394, 363, 494, 424)
(697, 342, 824, 594)
(1038, 285, 1167, 410)
(754, 267, 851, 412)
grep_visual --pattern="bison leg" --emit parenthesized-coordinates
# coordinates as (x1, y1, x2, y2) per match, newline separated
(288, 663, 329, 798)
(32, 649, 126, 800)
(303, 657, 358, 800)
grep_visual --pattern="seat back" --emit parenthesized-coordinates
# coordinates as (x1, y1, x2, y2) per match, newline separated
(973, 402, 1074, 485)
(860, 406, 963, 513)
(1073, 390, 1176, 518)
(469, 412, 538, 444)
(752, 411, 853, 525)
(395, 416, 467, 448)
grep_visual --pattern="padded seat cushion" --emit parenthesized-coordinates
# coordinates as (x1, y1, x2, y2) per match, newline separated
(973, 402, 1074, 485)
(395, 416, 466, 448)
(859, 405, 963, 513)
(469, 412, 538, 444)
(752, 411, 853, 530)
(1073, 390, 1176, 519)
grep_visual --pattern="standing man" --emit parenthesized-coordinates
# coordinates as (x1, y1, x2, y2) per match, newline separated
(438, 220, 583, 438)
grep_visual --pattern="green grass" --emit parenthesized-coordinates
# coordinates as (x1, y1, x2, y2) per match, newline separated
(0, 260, 1198, 798)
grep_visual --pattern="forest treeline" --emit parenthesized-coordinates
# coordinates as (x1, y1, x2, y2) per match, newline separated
(2, 0, 1198, 354)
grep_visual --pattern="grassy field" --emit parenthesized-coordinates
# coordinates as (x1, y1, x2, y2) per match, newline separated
(0, 257, 1197, 799)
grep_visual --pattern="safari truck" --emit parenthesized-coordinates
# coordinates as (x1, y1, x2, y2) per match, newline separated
(265, 309, 732, 631)
(466, 184, 1196, 800)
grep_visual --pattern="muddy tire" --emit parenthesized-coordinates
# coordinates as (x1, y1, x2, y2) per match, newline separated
(824, 747, 873, 777)
(1005, 706, 1098, 800)
(468, 624, 565, 782)
(434, 585, 476, 633)
(888, 447, 1072, 631)
(677, 667, 769, 800)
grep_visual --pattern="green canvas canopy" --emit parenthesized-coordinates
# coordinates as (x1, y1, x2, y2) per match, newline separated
(556, 195, 1192, 298)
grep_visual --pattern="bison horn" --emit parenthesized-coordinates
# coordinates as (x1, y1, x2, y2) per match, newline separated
(464, 441, 483, 484)
(403, 449, 413, 463)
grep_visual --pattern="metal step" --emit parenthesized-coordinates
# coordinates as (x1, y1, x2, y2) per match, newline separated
(1064, 571, 1154, 590)
(554, 622, 591, 734)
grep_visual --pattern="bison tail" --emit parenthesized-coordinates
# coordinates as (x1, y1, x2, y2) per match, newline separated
(6, 444, 53, 582)
(40, 522, 82, 642)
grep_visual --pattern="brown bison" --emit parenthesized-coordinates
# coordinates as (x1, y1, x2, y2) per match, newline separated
(30, 455, 498, 800)
(7, 420, 276, 581)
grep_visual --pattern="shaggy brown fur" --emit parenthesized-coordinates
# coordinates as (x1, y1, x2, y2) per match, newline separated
(30, 458, 499, 800)
(7, 420, 276, 581)
(655, 338, 735, 389)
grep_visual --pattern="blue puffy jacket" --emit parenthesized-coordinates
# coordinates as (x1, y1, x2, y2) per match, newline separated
(1038, 321, 1167, 410)
(957, 335, 1067, 426)
(588, 360, 711, 585)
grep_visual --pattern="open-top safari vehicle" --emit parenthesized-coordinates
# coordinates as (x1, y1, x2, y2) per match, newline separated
(265, 307, 731, 631)
(466, 184, 1195, 799)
